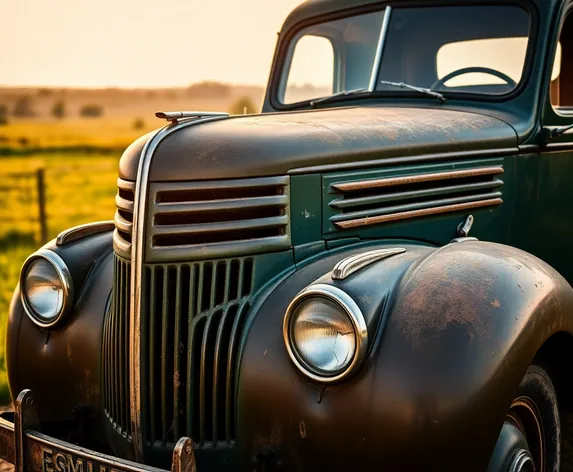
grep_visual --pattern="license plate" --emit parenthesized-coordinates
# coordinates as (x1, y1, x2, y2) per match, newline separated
(0, 390, 196, 472)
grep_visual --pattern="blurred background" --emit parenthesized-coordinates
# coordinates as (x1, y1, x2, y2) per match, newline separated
(0, 0, 305, 404)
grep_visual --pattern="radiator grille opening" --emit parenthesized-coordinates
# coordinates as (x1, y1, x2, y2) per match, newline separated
(104, 255, 254, 453)
(147, 176, 291, 261)
(156, 185, 283, 203)
(140, 257, 254, 448)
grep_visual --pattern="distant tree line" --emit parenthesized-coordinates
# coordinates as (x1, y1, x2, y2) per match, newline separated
(0, 95, 104, 123)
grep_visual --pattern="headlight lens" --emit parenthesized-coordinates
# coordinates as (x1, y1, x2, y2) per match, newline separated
(290, 296, 356, 375)
(20, 249, 73, 328)
(284, 284, 368, 383)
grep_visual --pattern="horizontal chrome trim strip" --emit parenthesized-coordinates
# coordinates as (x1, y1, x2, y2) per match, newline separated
(115, 194, 135, 213)
(543, 142, 573, 152)
(288, 148, 517, 175)
(331, 192, 502, 222)
(152, 215, 288, 235)
(112, 229, 131, 254)
(334, 198, 503, 229)
(332, 247, 406, 280)
(56, 220, 115, 246)
(330, 179, 503, 209)
(153, 175, 289, 194)
(332, 166, 504, 192)
(148, 235, 291, 262)
(114, 211, 133, 234)
(117, 178, 135, 192)
(154, 195, 288, 214)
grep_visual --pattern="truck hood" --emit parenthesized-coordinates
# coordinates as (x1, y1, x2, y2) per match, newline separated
(119, 106, 518, 181)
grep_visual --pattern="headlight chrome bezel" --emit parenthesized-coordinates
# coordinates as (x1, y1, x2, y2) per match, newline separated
(283, 283, 368, 384)
(20, 248, 74, 329)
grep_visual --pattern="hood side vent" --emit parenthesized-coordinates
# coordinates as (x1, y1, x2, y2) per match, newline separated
(327, 165, 504, 231)
(147, 176, 291, 262)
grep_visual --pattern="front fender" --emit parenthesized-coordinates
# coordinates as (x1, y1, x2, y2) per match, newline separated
(238, 240, 573, 471)
(6, 230, 113, 438)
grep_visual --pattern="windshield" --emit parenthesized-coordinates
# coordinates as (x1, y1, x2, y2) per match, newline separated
(279, 5, 531, 105)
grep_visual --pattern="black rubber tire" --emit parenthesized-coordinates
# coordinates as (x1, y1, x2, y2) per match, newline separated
(514, 365, 560, 472)
(561, 410, 573, 471)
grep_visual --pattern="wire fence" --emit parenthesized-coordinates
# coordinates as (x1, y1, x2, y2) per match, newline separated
(0, 168, 47, 245)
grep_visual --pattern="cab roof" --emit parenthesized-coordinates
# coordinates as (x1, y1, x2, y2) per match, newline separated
(281, 0, 562, 33)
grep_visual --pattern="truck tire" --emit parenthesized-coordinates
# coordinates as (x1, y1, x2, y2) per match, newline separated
(508, 365, 560, 472)
(561, 410, 573, 471)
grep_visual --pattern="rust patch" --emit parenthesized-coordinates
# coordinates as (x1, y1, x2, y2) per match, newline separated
(335, 198, 503, 229)
(396, 251, 498, 347)
(299, 421, 307, 439)
(174, 370, 181, 389)
(491, 299, 501, 308)
(332, 166, 504, 192)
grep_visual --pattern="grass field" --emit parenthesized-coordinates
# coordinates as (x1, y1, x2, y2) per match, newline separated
(1, 118, 158, 149)
(0, 152, 120, 404)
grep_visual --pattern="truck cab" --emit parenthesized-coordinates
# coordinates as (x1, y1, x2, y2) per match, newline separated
(3, 1, 573, 471)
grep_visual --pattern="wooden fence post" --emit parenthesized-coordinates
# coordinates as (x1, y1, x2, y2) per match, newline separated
(36, 168, 47, 243)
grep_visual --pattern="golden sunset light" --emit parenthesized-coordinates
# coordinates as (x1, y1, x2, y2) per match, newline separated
(0, 0, 305, 87)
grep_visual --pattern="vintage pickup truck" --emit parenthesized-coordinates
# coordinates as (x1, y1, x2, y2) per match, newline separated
(4, 0, 573, 470)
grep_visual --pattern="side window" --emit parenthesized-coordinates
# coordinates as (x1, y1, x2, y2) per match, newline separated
(551, 14, 572, 112)
(283, 35, 335, 104)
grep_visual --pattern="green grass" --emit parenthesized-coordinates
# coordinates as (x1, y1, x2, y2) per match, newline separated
(0, 152, 119, 404)
(1, 118, 157, 150)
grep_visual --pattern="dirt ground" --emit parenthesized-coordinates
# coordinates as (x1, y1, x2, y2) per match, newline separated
(0, 404, 13, 472)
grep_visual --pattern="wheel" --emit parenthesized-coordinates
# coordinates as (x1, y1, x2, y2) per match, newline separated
(488, 365, 560, 472)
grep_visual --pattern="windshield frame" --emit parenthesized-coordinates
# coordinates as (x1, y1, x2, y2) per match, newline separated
(269, 0, 539, 110)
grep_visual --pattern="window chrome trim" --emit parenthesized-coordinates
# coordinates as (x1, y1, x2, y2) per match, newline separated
(56, 221, 115, 246)
(283, 283, 368, 384)
(129, 112, 229, 460)
(368, 6, 392, 92)
(20, 248, 74, 329)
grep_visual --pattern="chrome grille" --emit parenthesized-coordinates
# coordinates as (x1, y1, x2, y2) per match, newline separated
(146, 176, 290, 262)
(141, 258, 253, 447)
(114, 178, 135, 257)
(103, 254, 254, 450)
(103, 255, 132, 438)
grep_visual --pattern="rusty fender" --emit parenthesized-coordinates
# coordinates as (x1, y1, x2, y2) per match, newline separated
(237, 240, 573, 472)
(6, 231, 113, 441)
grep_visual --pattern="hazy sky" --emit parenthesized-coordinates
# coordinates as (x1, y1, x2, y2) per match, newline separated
(0, 0, 304, 88)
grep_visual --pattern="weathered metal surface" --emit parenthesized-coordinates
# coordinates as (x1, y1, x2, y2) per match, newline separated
(239, 240, 573, 471)
(332, 166, 504, 192)
(15, 390, 39, 472)
(170, 438, 196, 472)
(334, 198, 503, 229)
(118, 106, 516, 182)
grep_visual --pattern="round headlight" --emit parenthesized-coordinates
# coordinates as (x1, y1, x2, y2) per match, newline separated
(20, 249, 73, 328)
(284, 284, 367, 383)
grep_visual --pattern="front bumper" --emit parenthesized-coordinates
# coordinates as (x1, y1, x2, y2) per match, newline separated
(0, 390, 196, 472)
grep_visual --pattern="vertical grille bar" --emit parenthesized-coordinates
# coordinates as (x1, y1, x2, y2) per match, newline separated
(161, 269, 169, 444)
(148, 267, 157, 444)
(103, 255, 132, 437)
(173, 266, 182, 439)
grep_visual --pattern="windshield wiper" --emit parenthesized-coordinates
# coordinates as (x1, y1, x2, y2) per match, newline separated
(379, 81, 446, 103)
(310, 88, 369, 108)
